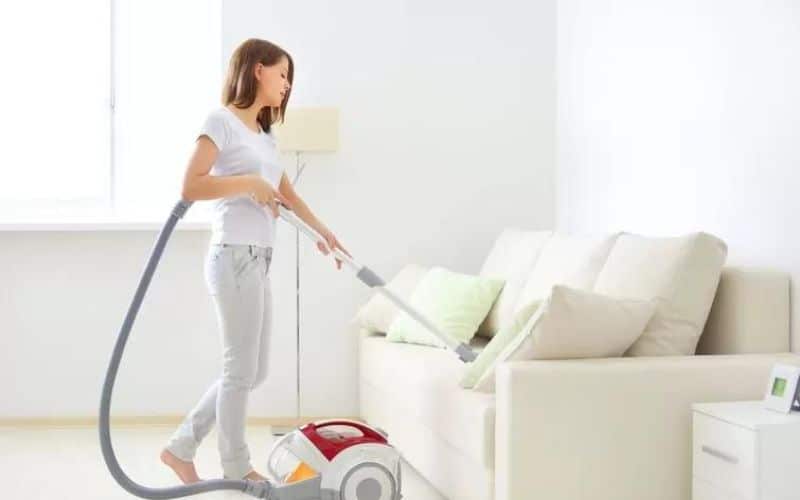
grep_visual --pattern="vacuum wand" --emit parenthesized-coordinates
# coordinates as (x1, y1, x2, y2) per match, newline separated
(276, 202, 477, 363)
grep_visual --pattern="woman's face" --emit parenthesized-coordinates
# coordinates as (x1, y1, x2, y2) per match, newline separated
(256, 56, 291, 107)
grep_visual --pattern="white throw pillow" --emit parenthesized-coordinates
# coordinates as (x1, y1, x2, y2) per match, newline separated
(473, 285, 656, 392)
(355, 264, 429, 334)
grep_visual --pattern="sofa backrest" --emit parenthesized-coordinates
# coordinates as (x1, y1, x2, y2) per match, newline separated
(479, 229, 792, 355)
(478, 229, 616, 338)
(697, 267, 791, 354)
(512, 233, 618, 311)
(477, 229, 552, 337)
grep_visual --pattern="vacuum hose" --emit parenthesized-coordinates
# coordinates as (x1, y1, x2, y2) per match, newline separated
(99, 200, 272, 499)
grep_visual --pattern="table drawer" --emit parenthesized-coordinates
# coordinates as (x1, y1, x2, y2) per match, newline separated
(693, 476, 751, 500)
(693, 413, 757, 497)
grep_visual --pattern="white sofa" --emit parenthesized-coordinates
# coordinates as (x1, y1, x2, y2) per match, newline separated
(354, 229, 799, 500)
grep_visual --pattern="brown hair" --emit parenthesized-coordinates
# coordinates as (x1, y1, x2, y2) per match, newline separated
(223, 38, 294, 133)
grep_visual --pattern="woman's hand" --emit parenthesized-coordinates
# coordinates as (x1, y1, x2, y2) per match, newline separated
(249, 176, 291, 217)
(316, 226, 352, 270)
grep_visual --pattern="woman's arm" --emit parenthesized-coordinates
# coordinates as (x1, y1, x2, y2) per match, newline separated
(277, 172, 325, 232)
(181, 136, 258, 201)
(278, 172, 351, 268)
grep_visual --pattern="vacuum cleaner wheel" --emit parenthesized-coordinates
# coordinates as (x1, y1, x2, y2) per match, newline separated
(339, 462, 398, 500)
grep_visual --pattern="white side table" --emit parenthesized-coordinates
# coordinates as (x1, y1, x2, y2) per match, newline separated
(692, 400, 800, 500)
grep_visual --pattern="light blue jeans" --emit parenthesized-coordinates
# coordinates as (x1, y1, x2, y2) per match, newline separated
(165, 243, 273, 479)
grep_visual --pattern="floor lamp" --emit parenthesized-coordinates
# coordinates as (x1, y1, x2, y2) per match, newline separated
(273, 107, 339, 426)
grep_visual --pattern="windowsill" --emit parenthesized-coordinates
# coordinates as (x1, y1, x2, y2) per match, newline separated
(0, 220, 211, 231)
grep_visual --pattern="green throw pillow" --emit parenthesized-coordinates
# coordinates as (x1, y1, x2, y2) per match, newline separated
(386, 267, 505, 347)
(459, 300, 543, 389)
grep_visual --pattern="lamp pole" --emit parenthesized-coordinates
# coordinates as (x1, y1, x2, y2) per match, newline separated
(292, 152, 306, 422)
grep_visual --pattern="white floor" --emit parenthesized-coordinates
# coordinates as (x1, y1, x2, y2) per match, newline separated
(0, 424, 446, 500)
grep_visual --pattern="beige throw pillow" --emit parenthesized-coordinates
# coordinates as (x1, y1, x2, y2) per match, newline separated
(473, 285, 656, 392)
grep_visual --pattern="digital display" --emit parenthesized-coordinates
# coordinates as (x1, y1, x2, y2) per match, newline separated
(772, 377, 787, 397)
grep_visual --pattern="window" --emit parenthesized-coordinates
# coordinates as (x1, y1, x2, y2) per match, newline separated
(113, 0, 221, 223)
(0, 1, 111, 220)
(0, 0, 222, 223)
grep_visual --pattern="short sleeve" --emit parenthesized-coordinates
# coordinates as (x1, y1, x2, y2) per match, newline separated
(198, 111, 230, 150)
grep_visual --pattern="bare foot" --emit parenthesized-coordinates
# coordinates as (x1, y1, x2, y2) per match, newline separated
(160, 449, 201, 484)
(244, 470, 267, 482)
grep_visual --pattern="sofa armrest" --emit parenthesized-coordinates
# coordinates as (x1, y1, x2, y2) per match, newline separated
(494, 353, 800, 500)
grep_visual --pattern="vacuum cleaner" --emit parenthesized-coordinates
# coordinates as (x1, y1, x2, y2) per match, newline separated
(99, 199, 477, 500)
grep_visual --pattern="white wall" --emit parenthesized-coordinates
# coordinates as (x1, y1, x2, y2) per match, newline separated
(1, 0, 555, 418)
(0, 228, 298, 417)
(556, 0, 799, 350)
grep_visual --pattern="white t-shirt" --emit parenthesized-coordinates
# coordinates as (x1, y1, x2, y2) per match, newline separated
(199, 106, 285, 248)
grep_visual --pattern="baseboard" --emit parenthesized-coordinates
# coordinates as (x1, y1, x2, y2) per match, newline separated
(0, 416, 362, 428)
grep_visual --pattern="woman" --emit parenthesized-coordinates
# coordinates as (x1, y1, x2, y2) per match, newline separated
(160, 38, 349, 484)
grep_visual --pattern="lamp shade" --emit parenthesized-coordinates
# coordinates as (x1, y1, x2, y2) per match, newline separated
(273, 107, 339, 153)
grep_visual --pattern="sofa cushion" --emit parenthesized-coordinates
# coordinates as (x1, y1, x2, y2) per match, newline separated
(359, 333, 495, 468)
(593, 232, 727, 356)
(386, 267, 504, 347)
(511, 233, 619, 316)
(477, 229, 552, 338)
(355, 264, 430, 334)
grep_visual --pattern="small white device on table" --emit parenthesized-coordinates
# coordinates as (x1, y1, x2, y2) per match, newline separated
(692, 400, 800, 500)
(762, 363, 800, 413)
